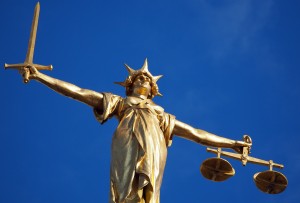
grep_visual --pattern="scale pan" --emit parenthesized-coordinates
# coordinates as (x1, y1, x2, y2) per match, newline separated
(253, 170, 288, 194)
(200, 157, 235, 182)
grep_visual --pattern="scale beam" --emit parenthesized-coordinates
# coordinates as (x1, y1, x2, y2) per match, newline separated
(206, 147, 284, 169)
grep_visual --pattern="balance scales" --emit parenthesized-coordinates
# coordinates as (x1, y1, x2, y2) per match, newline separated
(200, 135, 288, 194)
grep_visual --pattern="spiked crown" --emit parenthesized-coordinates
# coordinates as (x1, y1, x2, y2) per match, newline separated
(114, 59, 163, 98)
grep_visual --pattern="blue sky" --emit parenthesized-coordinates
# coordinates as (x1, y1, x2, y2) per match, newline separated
(1, 0, 299, 202)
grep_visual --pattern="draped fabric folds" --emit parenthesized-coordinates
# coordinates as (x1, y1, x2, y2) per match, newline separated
(94, 93, 175, 203)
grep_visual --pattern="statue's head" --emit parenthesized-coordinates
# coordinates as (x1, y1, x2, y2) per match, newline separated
(115, 59, 162, 99)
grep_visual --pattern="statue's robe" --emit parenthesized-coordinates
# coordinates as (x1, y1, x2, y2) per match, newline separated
(94, 93, 175, 203)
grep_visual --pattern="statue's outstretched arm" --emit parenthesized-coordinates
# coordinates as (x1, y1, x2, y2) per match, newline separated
(24, 66, 103, 110)
(172, 120, 250, 153)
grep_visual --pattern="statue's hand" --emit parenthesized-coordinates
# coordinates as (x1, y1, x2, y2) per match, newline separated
(19, 65, 39, 82)
(232, 139, 252, 154)
(27, 65, 40, 79)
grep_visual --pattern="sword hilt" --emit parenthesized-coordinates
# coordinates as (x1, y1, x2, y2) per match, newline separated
(5, 2, 52, 84)
(23, 68, 30, 83)
(4, 62, 53, 83)
(5, 63, 53, 70)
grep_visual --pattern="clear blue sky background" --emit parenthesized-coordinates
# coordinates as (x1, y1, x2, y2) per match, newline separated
(1, 0, 299, 202)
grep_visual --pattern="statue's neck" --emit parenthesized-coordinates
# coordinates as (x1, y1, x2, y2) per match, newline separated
(130, 92, 148, 100)
(131, 87, 149, 100)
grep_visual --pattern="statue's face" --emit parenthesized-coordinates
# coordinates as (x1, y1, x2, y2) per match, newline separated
(132, 74, 152, 97)
(133, 74, 151, 89)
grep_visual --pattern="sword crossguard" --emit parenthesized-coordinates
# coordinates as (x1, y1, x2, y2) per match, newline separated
(5, 63, 53, 83)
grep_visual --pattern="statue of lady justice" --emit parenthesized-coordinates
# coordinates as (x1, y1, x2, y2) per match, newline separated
(19, 59, 250, 203)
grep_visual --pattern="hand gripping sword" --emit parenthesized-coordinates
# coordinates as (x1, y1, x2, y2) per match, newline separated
(4, 2, 53, 83)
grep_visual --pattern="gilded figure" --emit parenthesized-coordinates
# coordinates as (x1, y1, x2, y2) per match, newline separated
(19, 59, 250, 203)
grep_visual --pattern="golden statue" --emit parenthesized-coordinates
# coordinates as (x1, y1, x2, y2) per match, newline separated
(5, 3, 287, 203)
(20, 59, 252, 203)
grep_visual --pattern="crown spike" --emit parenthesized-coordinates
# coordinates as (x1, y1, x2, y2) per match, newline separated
(156, 92, 163, 97)
(153, 75, 163, 82)
(114, 81, 127, 87)
(124, 64, 135, 76)
(140, 58, 149, 73)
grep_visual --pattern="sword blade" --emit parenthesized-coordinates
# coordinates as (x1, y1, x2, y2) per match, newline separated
(25, 2, 40, 64)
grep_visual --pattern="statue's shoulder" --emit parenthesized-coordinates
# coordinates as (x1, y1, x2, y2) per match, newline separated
(149, 100, 164, 114)
(102, 92, 124, 101)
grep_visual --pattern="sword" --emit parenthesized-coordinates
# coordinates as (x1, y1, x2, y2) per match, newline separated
(4, 2, 53, 83)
